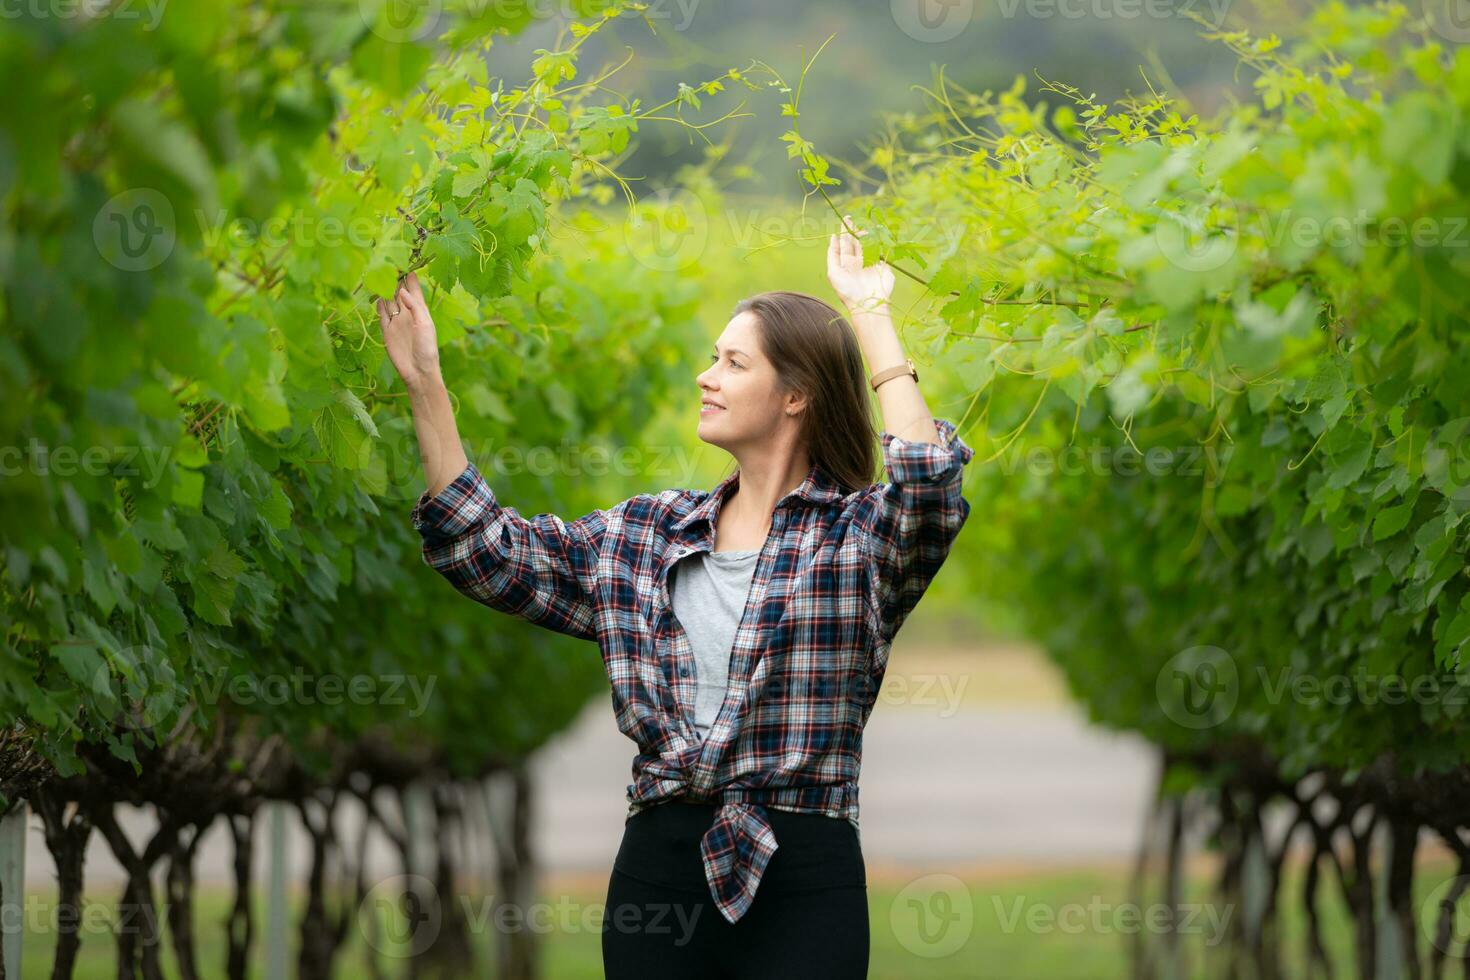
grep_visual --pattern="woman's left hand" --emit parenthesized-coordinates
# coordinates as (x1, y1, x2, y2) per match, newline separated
(827, 214, 895, 315)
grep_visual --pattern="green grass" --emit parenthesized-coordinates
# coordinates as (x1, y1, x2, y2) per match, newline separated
(15, 855, 1461, 978)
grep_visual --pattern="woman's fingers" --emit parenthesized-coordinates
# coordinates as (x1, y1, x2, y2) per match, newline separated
(376, 274, 429, 334)
(378, 296, 403, 327)
(845, 216, 867, 261)
(828, 232, 842, 273)
(398, 284, 427, 322)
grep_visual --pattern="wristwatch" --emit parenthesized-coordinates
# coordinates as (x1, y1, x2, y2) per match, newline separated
(869, 358, 917, 391)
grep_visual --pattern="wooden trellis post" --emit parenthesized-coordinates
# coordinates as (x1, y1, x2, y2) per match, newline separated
(0, 803, 27, 980)
(267, 802, 289, 980)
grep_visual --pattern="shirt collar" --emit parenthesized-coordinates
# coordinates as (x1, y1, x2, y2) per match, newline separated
(672, 461, 846, 533)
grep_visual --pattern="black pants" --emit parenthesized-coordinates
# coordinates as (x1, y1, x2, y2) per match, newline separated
(601, 800, 870, 979)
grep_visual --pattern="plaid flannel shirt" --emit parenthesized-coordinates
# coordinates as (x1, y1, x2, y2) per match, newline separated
(411, 416, 974, 924)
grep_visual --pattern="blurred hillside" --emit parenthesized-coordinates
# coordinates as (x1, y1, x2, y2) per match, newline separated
(487, 0, 1318, 196)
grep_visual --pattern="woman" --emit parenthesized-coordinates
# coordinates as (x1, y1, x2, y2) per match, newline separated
(380, 216, 974, 978)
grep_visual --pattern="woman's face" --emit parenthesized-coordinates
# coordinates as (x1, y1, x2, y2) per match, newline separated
(695, 311, 796, 449)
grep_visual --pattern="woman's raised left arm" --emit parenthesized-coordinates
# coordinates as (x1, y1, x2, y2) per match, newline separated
(827, 215, 975, 645)
(826, 215, 938, 446)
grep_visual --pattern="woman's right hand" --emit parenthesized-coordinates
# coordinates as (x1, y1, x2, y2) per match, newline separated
(377, 271, 442, 391)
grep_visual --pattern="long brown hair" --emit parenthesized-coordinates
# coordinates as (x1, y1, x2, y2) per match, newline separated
(732, 290, 878, 494)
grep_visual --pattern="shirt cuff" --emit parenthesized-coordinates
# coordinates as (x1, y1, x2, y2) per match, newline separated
(410, 461, 494, 539)
(881, 417, 976, 484)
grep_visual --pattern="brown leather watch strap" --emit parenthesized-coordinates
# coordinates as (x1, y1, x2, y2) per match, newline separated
(870, 358, 917, 391)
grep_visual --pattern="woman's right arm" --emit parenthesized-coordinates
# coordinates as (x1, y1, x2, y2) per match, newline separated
(378, 273, 467, 498)
(379, 273, 609, 640)
(409, 464, 614, 640)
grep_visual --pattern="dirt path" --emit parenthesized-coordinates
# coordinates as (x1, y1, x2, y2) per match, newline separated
(530, 648, 1159, 873)
(21, 645, 1162, 887)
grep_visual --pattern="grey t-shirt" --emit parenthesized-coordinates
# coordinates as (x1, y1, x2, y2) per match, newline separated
(669, 547, 761, 742)
(669, 547, 861, 836)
